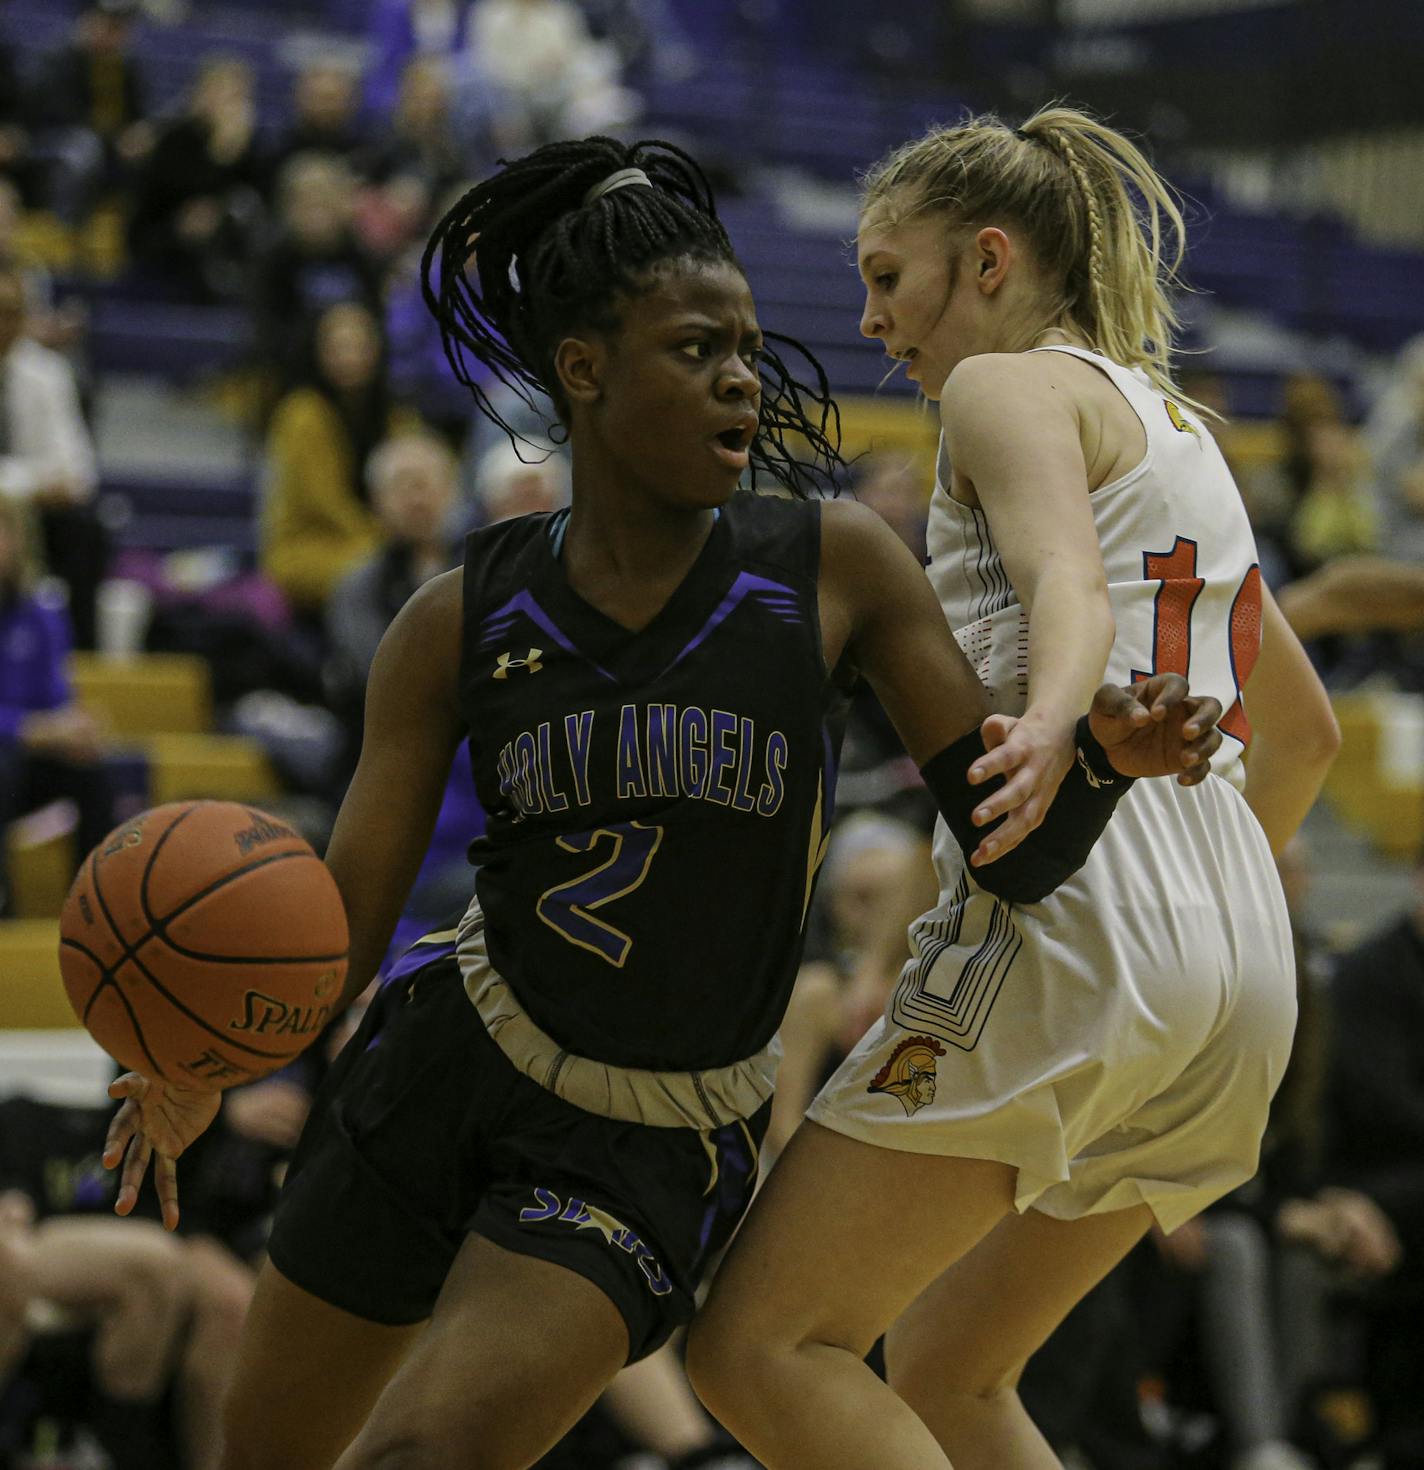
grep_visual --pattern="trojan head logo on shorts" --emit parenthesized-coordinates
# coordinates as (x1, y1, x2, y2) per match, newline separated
(867, 1035, 946, 1116)
(494, 648, 544, 678)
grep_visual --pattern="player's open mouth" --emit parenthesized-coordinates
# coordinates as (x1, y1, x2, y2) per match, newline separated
(711, 423, 755, 470)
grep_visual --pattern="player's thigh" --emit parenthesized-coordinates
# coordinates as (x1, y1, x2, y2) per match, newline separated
(333, 1233, 629, 1470)
(884, 1202, 1154, 1404)
(689, 1120, 1016, 1370)
(219, 1258, 423, 1470)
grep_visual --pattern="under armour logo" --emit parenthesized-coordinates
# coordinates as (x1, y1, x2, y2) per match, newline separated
(494, 648, 544, 678)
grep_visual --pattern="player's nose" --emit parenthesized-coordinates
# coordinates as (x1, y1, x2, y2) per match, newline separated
(860, 298, 888, 340)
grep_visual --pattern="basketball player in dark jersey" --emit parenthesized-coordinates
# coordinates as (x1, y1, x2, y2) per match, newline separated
(100, 137, 1223, 1470)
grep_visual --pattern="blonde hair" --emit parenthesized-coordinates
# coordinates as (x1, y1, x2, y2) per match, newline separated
(862, 104, 1205, 412)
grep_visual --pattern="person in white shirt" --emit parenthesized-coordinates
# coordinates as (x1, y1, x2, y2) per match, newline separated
(0, 263, 106, 646)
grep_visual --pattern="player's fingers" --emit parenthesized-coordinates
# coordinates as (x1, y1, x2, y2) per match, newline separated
(1143, 672, 1189, 716)
(971, 764, 1038, 826)
(102, 1099, 139, 1170)
(974, 713, 1016, 757)
(968, 732, 1032, 785)
(107, 1072, 148, 1103)
(155, 1155, 180, 1233)
(1090, 682, 1151, 724)
(1181, 695, 1224, 739)
(970, 799, 1042, 865)
(115, 1134, 152, 1217)
(1177, 727, 1223, 785)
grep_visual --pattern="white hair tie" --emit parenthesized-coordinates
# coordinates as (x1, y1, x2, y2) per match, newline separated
(582, 167, 653, 207)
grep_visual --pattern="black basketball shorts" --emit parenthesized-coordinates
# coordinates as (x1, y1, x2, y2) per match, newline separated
(266, 949, 768, 1362)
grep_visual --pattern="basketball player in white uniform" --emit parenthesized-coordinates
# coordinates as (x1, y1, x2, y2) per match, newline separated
(687, 107, 1342, 1470)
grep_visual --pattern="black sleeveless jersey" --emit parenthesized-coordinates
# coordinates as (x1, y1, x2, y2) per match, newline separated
(456, 493, 850, 1071)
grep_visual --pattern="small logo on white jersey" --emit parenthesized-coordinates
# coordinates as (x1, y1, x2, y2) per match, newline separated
(494, 648, 544, 678)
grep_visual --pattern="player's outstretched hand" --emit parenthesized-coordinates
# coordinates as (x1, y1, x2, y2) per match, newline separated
(102, 1073, 220, 1232)
(965, 711, 1076, 867)
(1087, 674, 1223, 785)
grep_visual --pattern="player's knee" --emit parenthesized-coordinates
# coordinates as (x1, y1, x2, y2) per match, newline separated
(883, 1315, 1022, 1404)
(684, 1309, 768, 1426)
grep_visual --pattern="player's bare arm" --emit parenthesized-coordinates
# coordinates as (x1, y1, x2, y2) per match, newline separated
(322, 567, 466, 1013)
(938, 352, 1116, 847)
(1241, 584, 1341, 855)
(819, 499, 1222, 887)
(103, 569, 466, 1228)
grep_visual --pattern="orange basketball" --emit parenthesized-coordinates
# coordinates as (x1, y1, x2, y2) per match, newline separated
(58, 801, 349, 1091)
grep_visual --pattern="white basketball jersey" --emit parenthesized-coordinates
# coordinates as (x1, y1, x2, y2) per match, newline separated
(927, 345, 1262, 788)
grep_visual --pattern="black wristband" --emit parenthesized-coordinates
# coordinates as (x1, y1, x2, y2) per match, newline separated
(919, 720, 1137, 904)
(1073, 715, 1123, 787)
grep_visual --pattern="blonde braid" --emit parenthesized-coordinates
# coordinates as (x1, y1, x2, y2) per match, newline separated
(1035, 125, 1106, 333)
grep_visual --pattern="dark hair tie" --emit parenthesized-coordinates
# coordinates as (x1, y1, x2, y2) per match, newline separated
(1013, 126, 1033, 142)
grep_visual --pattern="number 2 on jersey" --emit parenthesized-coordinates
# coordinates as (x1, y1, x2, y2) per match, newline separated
(1138, 536, 1262, 745)
(536, 821, 664, 967)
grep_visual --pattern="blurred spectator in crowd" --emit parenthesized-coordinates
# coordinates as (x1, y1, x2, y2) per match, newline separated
(0, 43, 40, 208)
(1325, 848, 1424, 1466)
(261, 301, 418, 620)
(472, 438, 567, 524)
(0, 1075, 309, 1469)
(0, 178, 87, 359)
(326, 429, 461, 684)
(255, 153, 385, 393)
(366, 0, 466, 121)
(0, 264, 107, 646)
(1364, 333, 1424, 565)
(1288, 419, 1377, 573)
(361, 57, 466, 260)
(767, 811, 930, 1162)
(853, 450, 927, 562)
(0, 499, 112, 918)
(269, 61, 372, 184)
(578, 0, 697, 80)
(127, 55, 267, 301)
(27, 0, 154, 225)
(1143, 838, 1362, 1470)
(466, 0, 639, 147)
(1246, 374, 1348, 584)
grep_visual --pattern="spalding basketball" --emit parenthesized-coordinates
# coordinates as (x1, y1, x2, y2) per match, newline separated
(58, 802, 349, 1091)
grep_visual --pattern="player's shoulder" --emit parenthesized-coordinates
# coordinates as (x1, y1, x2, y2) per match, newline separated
(818, 496, 911, 584)
(941, 351, 1080, 429)
(389, 566, 463, 647)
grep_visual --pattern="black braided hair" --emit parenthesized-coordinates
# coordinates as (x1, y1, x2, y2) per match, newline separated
(421, 136, 844, 497)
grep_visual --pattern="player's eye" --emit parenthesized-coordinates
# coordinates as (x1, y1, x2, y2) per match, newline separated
(875, 272, 898, 291)
(680, 341, 712, 361)
(741, 345, 764, 367)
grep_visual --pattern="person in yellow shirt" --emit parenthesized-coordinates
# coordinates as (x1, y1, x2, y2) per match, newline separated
(260, 300, 419, 617)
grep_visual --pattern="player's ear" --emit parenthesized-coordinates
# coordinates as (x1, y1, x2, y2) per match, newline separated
(555, 336, 604, 406)
(973, 227, 1011, 295)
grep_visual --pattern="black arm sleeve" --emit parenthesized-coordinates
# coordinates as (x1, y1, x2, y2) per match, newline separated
(919, 716, 1135, 903)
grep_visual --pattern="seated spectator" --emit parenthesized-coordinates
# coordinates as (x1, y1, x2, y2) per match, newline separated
(127, 55, 267, 301)
(26, 0, 154, 225)
(365, 0, 466, 129)
(0, 177, 87, 358)
(0, 42, 40, 209)
(1288, 420, 1377, 573)
(466, 0, 638, 147)
(361, 57, 466, 260)
(261, 301, 418, 619)
(0, 1080, 295, 1470)
(1325, 851, 1424, 1467)
(472, 438, 567, 523)
(0, 264, 107, 647)
(1364, 333, 1424, 564)
(255, 153, 385, 393)
(269, 61, 373, 184)
(767, 811, 930, 1162)
(0, 498, 113, 915)
(327, 430, 462, 686)
(853, 451, 927, 562)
